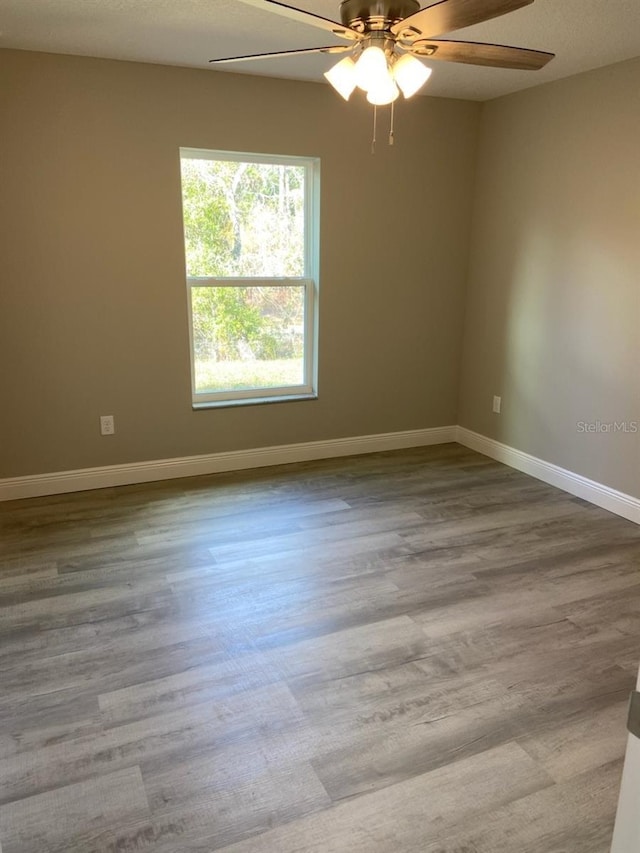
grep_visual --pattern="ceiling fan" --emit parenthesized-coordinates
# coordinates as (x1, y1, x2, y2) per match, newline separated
(210, 0, 555, 106)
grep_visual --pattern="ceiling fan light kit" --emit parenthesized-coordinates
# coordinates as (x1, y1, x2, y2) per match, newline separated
(323, 56, 358, 99)
(323, 42, 431, 104)
(210, 0, 554, 143)
(393, 53, 433, 97)
(354, 44, 388, 90)
(366, 76, 400, 105)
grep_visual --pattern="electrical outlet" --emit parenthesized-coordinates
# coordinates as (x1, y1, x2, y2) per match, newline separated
(100, 415, 115, 435)
(492, 396, 501, 414)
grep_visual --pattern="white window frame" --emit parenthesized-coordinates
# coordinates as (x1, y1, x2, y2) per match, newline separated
(180, 148, 320, 409)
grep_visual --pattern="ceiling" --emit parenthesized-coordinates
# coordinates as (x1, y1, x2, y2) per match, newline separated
(1, 0, 639, 101)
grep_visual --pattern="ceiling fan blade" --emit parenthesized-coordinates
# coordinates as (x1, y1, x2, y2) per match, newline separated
(209, 45, 352, 64)
(392, 0, 534, 39)
(236, 0, 360, 40)
(409, 39, 554, 69)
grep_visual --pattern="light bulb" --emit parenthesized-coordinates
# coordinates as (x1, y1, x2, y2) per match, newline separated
(354, 46, 388, 93)
(392, 54, 432, 98)
(366, 73, 400, 106)
(324, 56, 357, 101)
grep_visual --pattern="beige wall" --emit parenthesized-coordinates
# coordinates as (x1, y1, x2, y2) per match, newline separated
(2, 48, 637, 498)
(459, 58, 640, 498)
(0, 49, 479, 478)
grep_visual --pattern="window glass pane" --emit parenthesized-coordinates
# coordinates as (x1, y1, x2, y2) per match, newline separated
(181, 158, 305, 277)
(192, 285, 305, 393)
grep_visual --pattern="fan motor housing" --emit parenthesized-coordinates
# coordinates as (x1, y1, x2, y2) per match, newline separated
(340, 0, 420, 29)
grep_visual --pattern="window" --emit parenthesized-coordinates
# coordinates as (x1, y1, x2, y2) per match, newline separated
(179, 148, 319, 407)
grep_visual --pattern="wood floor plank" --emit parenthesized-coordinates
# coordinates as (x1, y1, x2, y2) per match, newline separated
(0, 765, 149, 853)
(164, 530, 403, 585)
(261, 613, 435, 677)
(0, 561, 58, 582)
(0, 581, 176, 636)
(0, 601, 181, 667)
(420, 759, 623, 853)
(0, 444, 638, 852)
(167, 571, 402, 644)
(304, 685, 524, 800)
(134, 756, 330, 852)
(97, 648, 281, 727)
(216, 742, 553, 853)
(0, 682, 305, 806)
(205, 508, 426, 563)
(1, 628, 248, 714)
(516, 699, 629, 782)
(132, 496, 351, 545)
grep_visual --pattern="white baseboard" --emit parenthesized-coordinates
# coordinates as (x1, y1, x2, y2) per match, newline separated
(456, 426, 640, 525)
(2, 425, 638, 526)
(0, 426, 457, 502)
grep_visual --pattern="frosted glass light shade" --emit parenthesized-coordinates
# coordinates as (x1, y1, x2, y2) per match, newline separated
(355, 46, 388, 92)
(366, 74, 400, 106)
(324, 57, 357, 101)
(393, 54, 432, 98)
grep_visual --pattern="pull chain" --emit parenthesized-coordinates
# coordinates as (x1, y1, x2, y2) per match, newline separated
(389, 99, 395, 146)
(371, 104, 377, 155)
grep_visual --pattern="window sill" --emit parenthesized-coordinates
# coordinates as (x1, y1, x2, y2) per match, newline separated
(192, 393, 318, 411)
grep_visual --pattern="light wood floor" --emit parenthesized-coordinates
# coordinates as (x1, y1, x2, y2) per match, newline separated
(1, 443, 639, 852)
